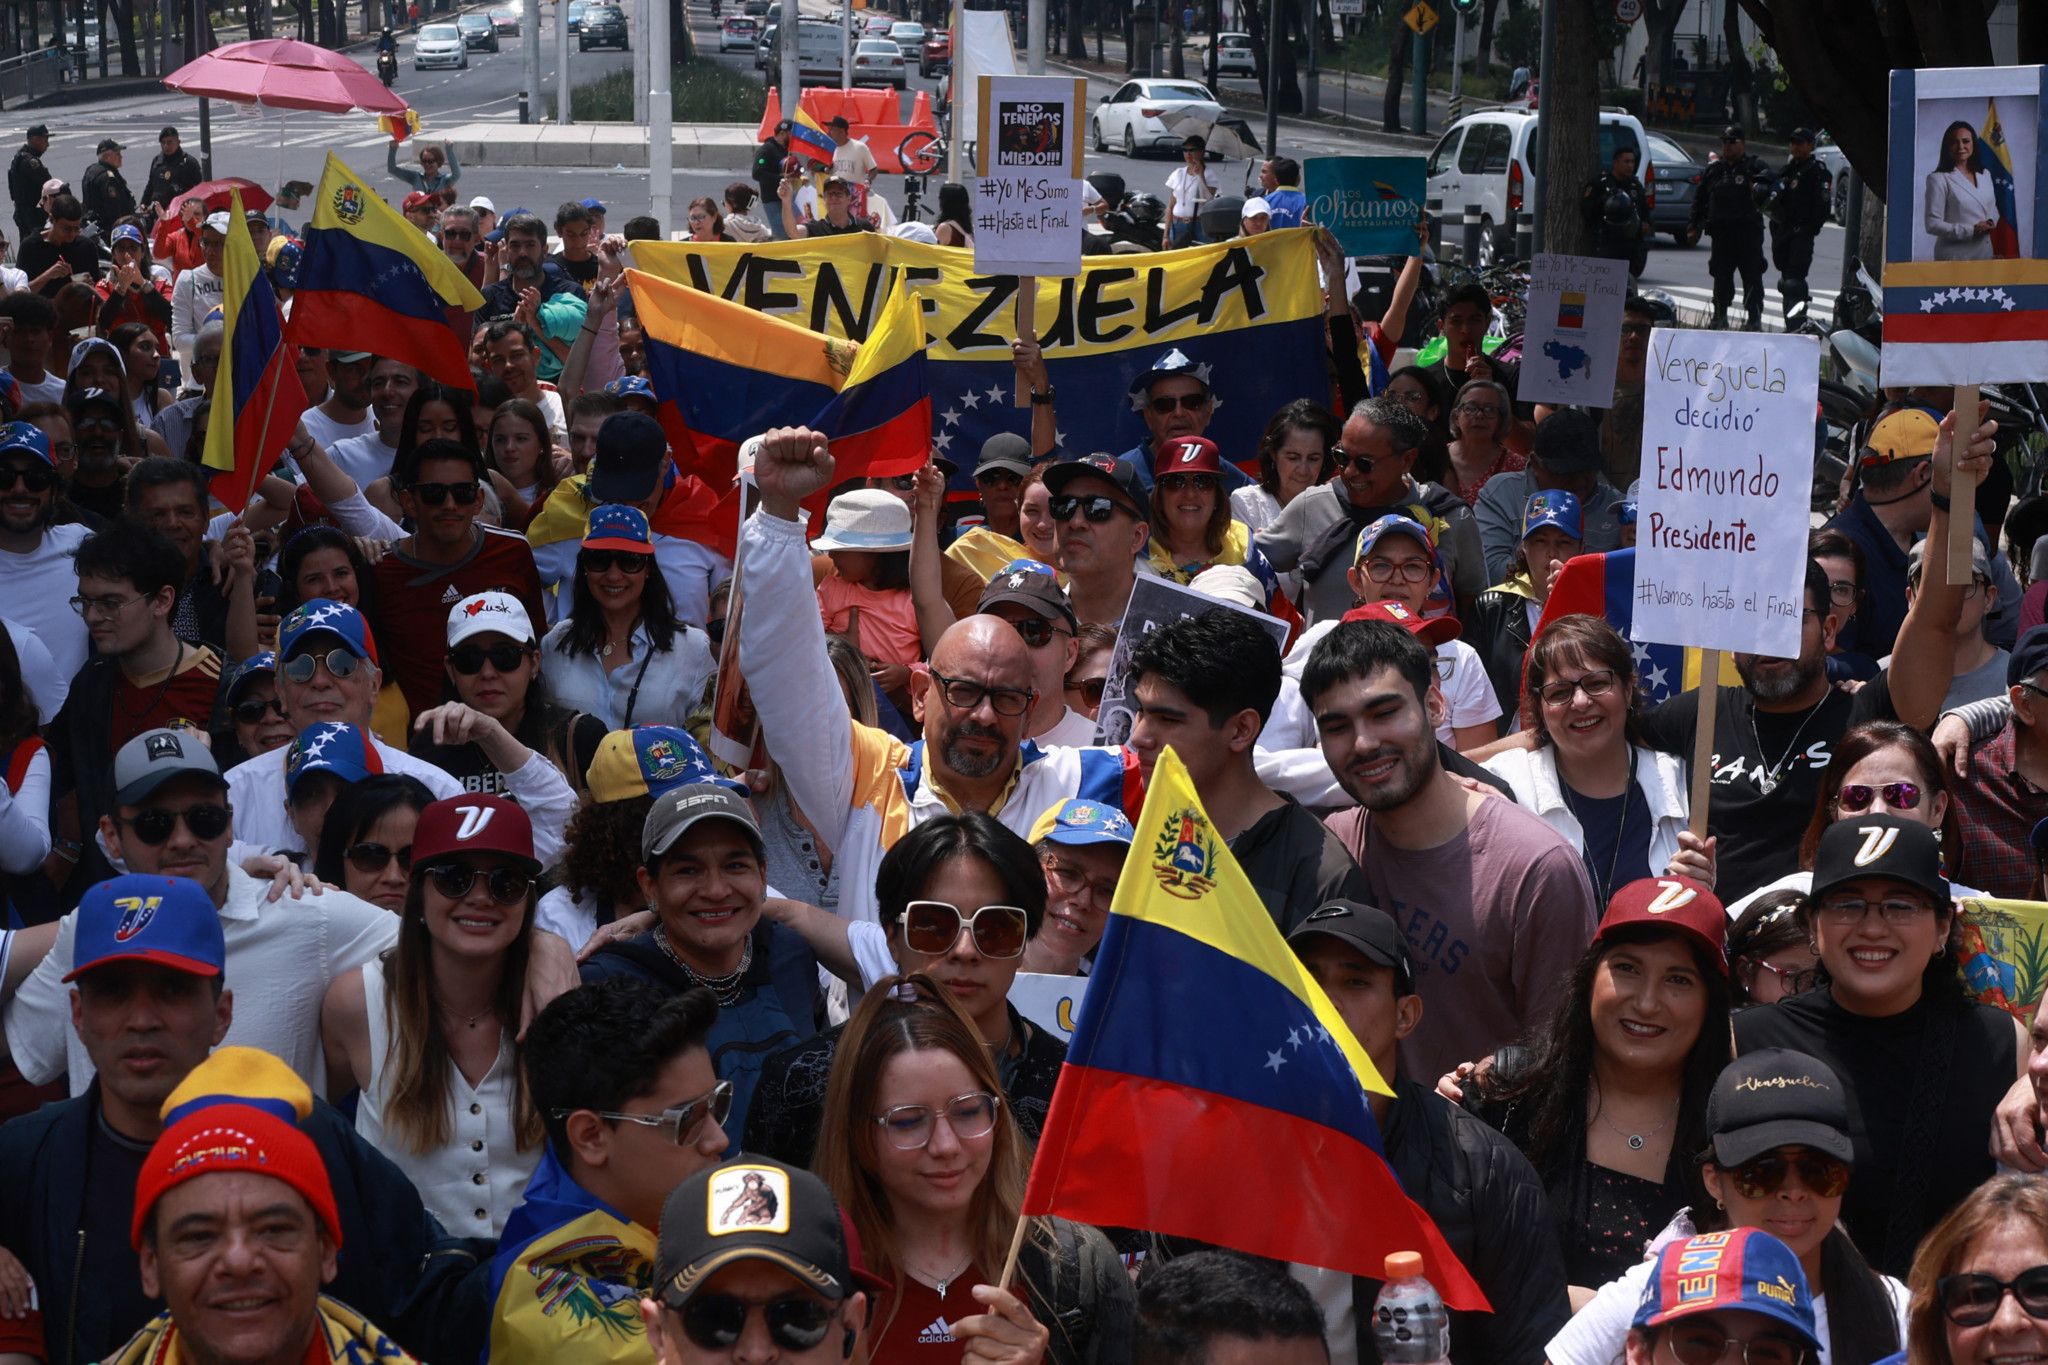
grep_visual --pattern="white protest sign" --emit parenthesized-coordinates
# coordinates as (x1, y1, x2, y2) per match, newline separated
(972, 75, 1087, 277)
(1633, 330, 1819, 659)
(1518, 253, 1631, 407)
(1008, 971, 1088, 1042)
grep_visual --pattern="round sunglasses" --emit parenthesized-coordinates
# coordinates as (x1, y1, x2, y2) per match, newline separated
(424, 861, 531, 905)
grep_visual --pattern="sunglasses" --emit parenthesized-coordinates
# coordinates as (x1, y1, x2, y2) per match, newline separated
(976, 469, 1022, 488)
(281, 648, 363, 683)
(1938, 1266, 2048, 1326)
(232, 696, 286, 726)
(441, 228, 474, 240)
(0, 464, 54, 492)
(899, 900, 1030, 958)
(449, 642, 532, 676)
(1329, 446, 1375, 472)
(1010, 617, 1070, 649)
(557, 1079, 734, 1146)
(1662, 1324, 1808, 1365)
(1148, 393, 1209, 415)
(583, 549, 651, 575)
(1836, 780, 1922, 813)
(1049, 494, 1126, 524)
(1159, 472, 1219, 494)
(410, 480, 480, 507)
(346, 840, 413, 876)
(1068, 675, 1107, 705)
(1728, 1149, 1850, 1200)
(425, 861, 531, 905)
(1620, 322, 1653, 338)
(676, 1293, 834, 1352)
(121, 803, 232, 845)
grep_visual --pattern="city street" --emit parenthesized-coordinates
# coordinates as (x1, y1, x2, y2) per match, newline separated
(13, 4, 1849, 329)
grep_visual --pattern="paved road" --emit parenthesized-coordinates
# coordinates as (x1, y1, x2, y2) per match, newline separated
(17, 5, 1853, 331)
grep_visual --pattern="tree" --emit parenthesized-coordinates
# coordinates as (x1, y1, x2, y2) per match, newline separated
(1631, 0, 1686, 90)
(1539, 0, 1600, 255)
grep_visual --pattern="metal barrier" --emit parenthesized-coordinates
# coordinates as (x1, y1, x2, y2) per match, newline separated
(0, 47, 70, 109)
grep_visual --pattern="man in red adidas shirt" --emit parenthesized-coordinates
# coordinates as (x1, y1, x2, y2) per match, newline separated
(371, 437, 549, 716)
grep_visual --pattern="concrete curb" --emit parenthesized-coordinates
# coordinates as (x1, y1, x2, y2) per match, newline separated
(442, 119, 761, 170)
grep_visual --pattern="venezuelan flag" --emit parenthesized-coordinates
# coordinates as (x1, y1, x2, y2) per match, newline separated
(288, 151, 485, 389)
(1983, 98, 2023, 261)
(789, 105, 836, 166)
(809, 282, 931, 482)
(1022, 747, 1488, 1308)
(1536, 549, 1739, 717)
(203, 190, 307, 513)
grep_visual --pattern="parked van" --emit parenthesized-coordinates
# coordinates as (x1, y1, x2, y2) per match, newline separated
(1425, 107, 1650, 266)
(765, 17, 845, 83)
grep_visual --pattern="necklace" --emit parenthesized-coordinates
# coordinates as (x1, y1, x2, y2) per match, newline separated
(1596, 1101, 1676, 1152)
(654, 925, 753, 1007)
(910, 1251, 975, 1300)
(1558, 748, 1635, 906)
(437, 998, 493, 1029)
(1751, 697, 1824, 795)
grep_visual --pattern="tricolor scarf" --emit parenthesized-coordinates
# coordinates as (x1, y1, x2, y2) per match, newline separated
(104, 1295, 418, 1365)
(487, 1147, 659, 1364)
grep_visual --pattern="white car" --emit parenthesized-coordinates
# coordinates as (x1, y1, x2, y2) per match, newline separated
(1090, 79, 1223, 157)
(887, 20, 926, 59)
(852, 37, 906, 89)
(1210, 31, 1256, 78)
(719, 14, 760, 51)
(412, 24, 467, 68)
(1425, 106, 1650, 266)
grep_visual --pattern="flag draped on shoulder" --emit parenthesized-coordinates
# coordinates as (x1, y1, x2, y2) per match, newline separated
(1021, 747, 1488, 1310)
(809, 280, 931, 483)
(1537, 548, 1736, 706)
(289, 151, 485, 388)
(488, 1148, 659, 1363)
(201, 189, 306, 513)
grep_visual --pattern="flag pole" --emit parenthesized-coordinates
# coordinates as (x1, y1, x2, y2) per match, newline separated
(1686, 652, 1719, 841)
(995, 1210, 1032, 1291)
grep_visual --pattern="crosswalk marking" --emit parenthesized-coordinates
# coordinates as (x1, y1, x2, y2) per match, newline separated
(1649, 282, 1842, 333)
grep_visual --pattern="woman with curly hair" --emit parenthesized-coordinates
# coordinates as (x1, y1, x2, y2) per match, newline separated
(532, 727, 683, 952)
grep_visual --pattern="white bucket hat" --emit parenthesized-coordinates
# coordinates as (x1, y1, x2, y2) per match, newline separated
(811, 488, 913, 552)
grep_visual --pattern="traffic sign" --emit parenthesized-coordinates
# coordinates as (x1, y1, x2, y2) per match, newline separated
(1614, 0, 1642, 20)
(1403, 0, 1437, 34)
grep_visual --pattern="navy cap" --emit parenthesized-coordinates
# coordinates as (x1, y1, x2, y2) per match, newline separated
(1043, 453, 1145, 515)
(1127, 346, 1211, 398)
(589, 411, 669, 503)
(2010, 625, 2048, 688)
(64, 875, 224, 983)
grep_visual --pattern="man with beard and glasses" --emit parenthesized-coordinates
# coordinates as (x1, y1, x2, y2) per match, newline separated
(479, 212, 587, 384)
(742, 426, 1134, 926)
(66, 384, 136, 523)
(0, 421, 90, 683)
(1304, 619, 1596, 1082)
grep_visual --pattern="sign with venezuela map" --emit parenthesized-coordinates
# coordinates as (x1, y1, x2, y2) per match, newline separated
(1520, 252, 1631, 407)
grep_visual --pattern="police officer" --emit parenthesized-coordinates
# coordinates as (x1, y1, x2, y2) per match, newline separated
(7, 124, 51, 245)
(1580, 145, 1650, 277)
(1769, 127, 1832, 332)
(1688, 124, 1772, 331)
(79, 138, 133, 237)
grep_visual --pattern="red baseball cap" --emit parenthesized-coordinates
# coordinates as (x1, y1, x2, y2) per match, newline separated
(1157, 436, 1222, 476)
(411, 794, 539, 874)
(402, 190, 437, 213)
(1340, 599, 1461, 648)
(1594, 876, 1727, 974)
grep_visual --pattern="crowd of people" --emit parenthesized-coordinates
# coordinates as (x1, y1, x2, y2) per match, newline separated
(1, 109, 2048, 1365)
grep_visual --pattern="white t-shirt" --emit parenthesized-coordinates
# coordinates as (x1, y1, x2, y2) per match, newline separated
(832, 137, 878, 184)
(12, 372, 66, 407)
(328, 430, 400, 492)
(3, 616, 66, 723)
(1165, 165, 1218, 222)
(302, 404, 377, 454)
(0, 524, 90, 682)
(1037, 705, 1100, 749)
(228, 735, 463, 853)
(1286, 619, 1500, 743)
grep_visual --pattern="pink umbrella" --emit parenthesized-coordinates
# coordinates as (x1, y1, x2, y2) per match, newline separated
(168, 177, 275, 217)
(164, 38, 409, 115)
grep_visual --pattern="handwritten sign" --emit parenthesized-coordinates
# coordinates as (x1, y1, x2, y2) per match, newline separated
(1519, 253, 1630, 407)
(972, 75, 1087, 277)
(1632, 329, 1819, 659)
(1305, 155, 1426, 258)
(1008, 971, 1088, 1042)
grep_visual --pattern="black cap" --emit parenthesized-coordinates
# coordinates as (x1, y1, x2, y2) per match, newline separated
(1789, 127, 1815, 144)
(588, 411, 669, 503)
(1530, 407, 1604, 475)
(978, 561, 1077, 631)
(1042, 453, 1145, 516)
(1809, 813, 1949, 905)
(1722, 125, 1745, 142)
(827, 115, 850, 129)
(775, 119, 793, 133)
(2010, 625, 2048, 688)
(976, 432, 1034, 479)
(1706, 1049, 1855, 1168)
(654, 1158, 853, 1308)
(97, 137, 123, 154)
(1287, 900, 1415, 995)
(25, 125, 48, 140)
(158, 125, 180, 141)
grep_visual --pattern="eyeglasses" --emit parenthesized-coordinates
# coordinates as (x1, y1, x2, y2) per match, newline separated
(1825, 578, 1860, 606)
(0, 464, 54, 493)
(1728, 1149, 1851, 1199)
(1009, 617, 1070, 649)
(976, 469, 1022, 488)
(345, 840, 413, 876)
(232, 696, 287, 726)
(1453, 402, 1502, 418)
(1836, 781, 1922, 813)
(873, 1090, 1002, 1150)
(1937, 1266, 2048, 1326)
(449, 642, 532, 675)
(1067, 675, 1107, 706)
(1663, 1324, 1809, 1365)
(583, 549, 651, 575)
(1159, 472, 1219, 494)
(1537, 668, 1621, 707)
(677, 1292, 834, 1352)
(70, 592, 144, 620)
(899, 900, 1030, 958)
(1746, 958, 1820, 995)
(441, 228, 474, 240)
(409, 480, 480, 507)
(1049, 494, 1127, 524)
(281, 648, 364, 683)
(1043, 857, 1118, 905)
(120, 803, 232, 845)
(927, 668, 1035, 717)
(1329, 446, 1374, 472)
(1148, 393, 1209, 415)
(1813, 896, 1937, 926)
(558, 1080, 734, 1146)
(1361, 557, 1432, 584)
(425, 861, 531, 905)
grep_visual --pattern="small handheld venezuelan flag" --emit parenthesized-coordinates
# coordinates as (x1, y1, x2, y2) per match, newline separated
(202, 189, 307, 512)
(789, 105, 837, 166)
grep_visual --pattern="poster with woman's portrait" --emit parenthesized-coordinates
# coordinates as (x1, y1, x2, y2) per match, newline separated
(1883, 65, 2048, 386)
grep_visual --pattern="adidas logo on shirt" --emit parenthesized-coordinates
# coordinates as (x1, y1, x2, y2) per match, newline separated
(441, 584, 463, 604)
(917, 1318, 956, 1344)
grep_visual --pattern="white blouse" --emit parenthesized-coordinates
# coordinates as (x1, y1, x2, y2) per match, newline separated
(539, 617, 716, 729)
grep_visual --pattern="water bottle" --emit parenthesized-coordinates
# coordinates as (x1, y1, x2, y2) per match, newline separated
(1370, 1251, 1451, 1365)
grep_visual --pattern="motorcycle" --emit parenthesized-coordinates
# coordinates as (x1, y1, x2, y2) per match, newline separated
(377, 48, 398, 86)
(1081, 174, 1166, 255)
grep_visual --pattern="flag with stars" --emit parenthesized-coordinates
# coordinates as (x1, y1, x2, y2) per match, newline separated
(1020, 746, 1488, 1308)
(1982, 96, 2023, 260)
(1534, 549, 1733, 716)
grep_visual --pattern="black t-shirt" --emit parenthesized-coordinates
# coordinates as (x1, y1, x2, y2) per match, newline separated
(1636, 684, 1854, 900)
(85, 1105, 161, 1344)
(17, 233, 104, 295)
(548, 251, 601, 286)
(1734, 988, 2015, 1278)
(1562, 777, 1654, 905)
(410, 704, 606, 799)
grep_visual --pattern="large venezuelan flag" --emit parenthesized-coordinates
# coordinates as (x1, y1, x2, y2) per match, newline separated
(809, 281, 931, 482)
(789, 105, 836, 165)
(202, 190, 307, 512)
(1022, 747, 1488, 1309)
(289, 151, 485, 389)
(1537, 549, 1737, 712)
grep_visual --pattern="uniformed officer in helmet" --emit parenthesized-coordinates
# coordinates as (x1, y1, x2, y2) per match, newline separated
(1769, 127, 1832, 332)
(1687, 125, 1773, 331)
(1580, 145, 1650, 277)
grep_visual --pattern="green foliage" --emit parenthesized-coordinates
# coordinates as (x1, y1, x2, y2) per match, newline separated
(565, 57, 761, 121)
(1495, 5, 1537, 67)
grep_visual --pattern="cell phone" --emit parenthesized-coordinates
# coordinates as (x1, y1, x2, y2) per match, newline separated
(255, 569, 282, 602)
